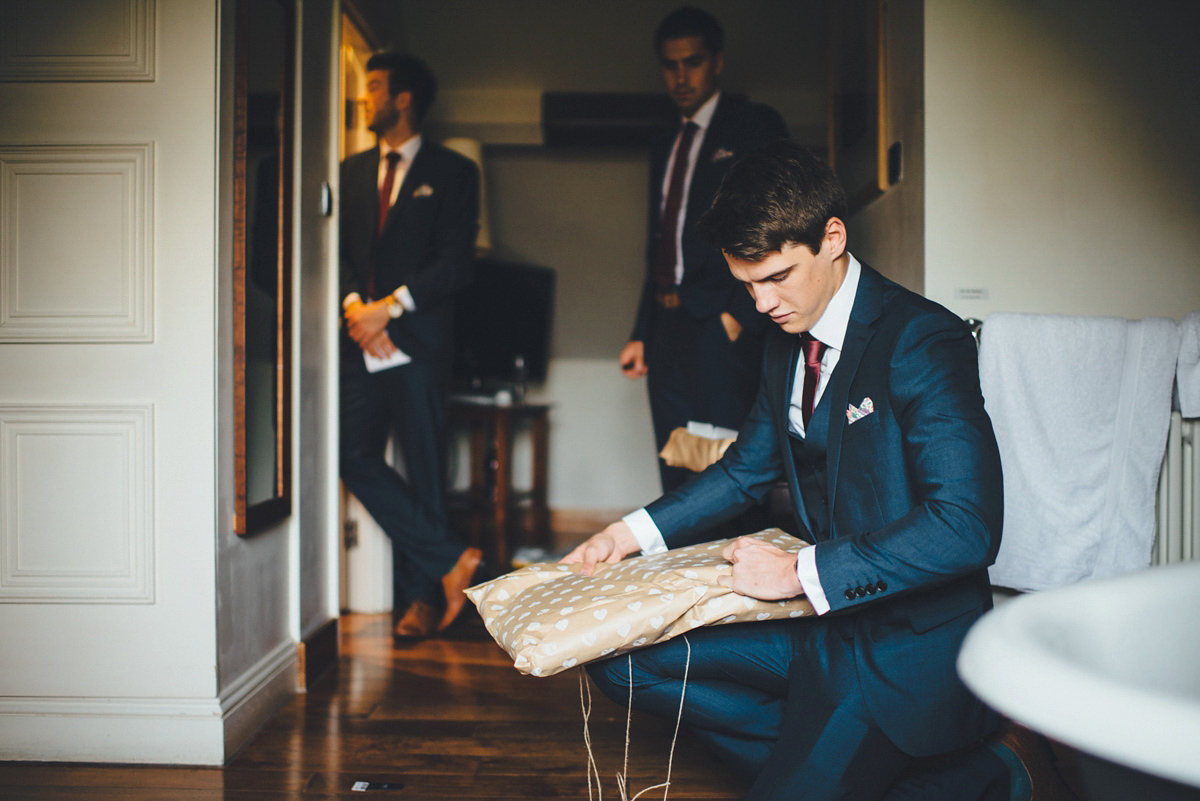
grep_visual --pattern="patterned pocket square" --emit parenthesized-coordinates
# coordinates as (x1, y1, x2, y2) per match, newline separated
(413, 184, 434, 197)
(712, 148, 736, 162)
(846, 397, 875, 424)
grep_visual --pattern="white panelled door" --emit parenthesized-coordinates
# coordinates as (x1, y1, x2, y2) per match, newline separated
(0, 0, 224, 762)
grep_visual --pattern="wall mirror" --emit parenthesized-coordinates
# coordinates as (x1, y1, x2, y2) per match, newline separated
(829, 0, 889, 215)
(234, 0, 294, 535)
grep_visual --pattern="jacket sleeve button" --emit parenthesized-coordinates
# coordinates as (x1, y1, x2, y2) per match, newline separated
(855, 586, 866, 597)
(844, 588, 856, 601)
(877, 580, 888, 592)
(866, 583, 877, 595)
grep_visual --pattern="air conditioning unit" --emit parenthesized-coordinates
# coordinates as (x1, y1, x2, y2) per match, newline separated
(541, 92, 678, 148)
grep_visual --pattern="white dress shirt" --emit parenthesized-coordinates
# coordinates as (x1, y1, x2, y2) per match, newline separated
(377, 134, 421, 214)
(660, 91, 720, 286)
(624, 254, 864, 615)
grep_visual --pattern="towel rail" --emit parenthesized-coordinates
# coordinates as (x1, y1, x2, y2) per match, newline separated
(1154, 412, 1198, 565)
(964, 317, 983, 346)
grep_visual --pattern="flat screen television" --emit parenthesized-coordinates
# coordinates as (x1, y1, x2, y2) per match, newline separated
(452, 258, 555, 392)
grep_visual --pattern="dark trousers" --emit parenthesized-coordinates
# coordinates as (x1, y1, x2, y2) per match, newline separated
(339, 358, 465, 608)
(587, 621, 1010, 801)
(645, 305, 763, 494)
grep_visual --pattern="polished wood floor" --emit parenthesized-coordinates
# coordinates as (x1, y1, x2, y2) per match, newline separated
(0, 610, 746, 800)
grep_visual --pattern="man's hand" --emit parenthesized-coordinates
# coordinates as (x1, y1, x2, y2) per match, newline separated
(619, 340, 648, 378)
(559, 520, 640, 576)
(361, 330, 399, 360)
(719, 311, 742, 343)
(718, 537, 804, 600)
(345, 299, 392, 352)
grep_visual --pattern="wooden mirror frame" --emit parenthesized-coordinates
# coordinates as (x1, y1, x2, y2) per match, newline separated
(233, 0, 294, 535)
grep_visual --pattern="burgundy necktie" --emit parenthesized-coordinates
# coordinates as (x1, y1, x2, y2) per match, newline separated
(377, 151, 401, 237)
(801, 334, 827, 428)
(653, 121, 700, 289)
(371, 151, 402, 298)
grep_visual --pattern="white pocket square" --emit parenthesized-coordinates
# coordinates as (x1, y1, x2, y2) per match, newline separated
(846, 397, 874, 424)
(413, 184, 434, 197)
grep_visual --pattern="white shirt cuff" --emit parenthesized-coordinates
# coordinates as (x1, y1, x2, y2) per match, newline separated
(342, 292, 362, 310)
(395, 285, 416, 311)
(622, 508, 668, 555)
(795, 545, 831, 615)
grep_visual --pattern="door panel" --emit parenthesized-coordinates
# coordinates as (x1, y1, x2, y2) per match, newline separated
(0, 0, 220, 701)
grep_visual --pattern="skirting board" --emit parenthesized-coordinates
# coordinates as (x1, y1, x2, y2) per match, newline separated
(0, 641, 296, 765)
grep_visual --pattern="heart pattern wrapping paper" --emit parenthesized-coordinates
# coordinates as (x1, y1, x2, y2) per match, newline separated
(465, 528, 816, 676)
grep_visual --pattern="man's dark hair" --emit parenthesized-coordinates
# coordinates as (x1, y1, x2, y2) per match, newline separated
(697, 140, 848, 260)
(655, 6, 724, 54)
(365, 51, 437, 126)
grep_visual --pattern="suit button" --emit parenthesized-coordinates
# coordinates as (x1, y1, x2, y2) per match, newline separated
(866, 583, 877, 595)
(877, 580, 888, 592)
(844, 589, 856, 601)
(855, 586, 866, 598)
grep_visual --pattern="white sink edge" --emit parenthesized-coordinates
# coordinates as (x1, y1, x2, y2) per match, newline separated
(959, 561, 1200, 788)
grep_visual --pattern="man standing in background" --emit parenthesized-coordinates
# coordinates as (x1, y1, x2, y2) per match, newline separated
(339, 52, 482, 640)
(622, 6, 787, 492)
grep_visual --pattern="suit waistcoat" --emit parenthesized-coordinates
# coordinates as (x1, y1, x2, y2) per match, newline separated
(788, 390, 833, 541)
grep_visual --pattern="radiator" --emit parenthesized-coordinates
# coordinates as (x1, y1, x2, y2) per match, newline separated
(1154, 412, 1199, 565)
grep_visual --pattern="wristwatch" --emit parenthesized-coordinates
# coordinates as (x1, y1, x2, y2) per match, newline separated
(383, 294, 403, 318)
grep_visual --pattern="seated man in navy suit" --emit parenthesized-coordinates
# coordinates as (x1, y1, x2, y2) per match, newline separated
(564, 141, 1072, 800)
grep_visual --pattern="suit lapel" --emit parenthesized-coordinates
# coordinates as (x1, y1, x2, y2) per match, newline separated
(777, 335, 817, 541)
(684, 95, 733, 223)
(823, 266, 884, 526)
(379, 144, 430, 236)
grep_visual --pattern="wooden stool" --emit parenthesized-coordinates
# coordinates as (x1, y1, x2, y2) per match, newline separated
(447, 398, 551, 571)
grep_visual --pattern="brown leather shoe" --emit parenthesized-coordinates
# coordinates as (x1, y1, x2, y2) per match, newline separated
(993, 721, 1082, 801)
(394, 600, 440, 640)
(438, 546, 483, 631)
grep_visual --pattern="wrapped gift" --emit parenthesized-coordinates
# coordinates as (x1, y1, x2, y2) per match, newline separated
(466, 528, 816, 676)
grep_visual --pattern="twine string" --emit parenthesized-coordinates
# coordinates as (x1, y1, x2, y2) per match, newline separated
(580, 637, 692, 801)
(580, 668, 602, 801)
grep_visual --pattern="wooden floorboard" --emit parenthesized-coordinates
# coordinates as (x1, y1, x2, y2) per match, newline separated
(0, 608, 746, 799)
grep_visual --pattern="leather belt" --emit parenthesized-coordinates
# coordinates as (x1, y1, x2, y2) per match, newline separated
(655, 290, 681, 309)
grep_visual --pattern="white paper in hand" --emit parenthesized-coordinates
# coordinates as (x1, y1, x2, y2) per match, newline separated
(364, 348, 411, 373)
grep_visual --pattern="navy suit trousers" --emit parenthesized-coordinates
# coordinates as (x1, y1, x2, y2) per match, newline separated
(587, 619, 1010, 801)
(645, 305, 763, 493)
(339, 358, 465, 607)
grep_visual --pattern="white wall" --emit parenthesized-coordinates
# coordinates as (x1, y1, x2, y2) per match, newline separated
(213, 0, 294, 753)
(924, 0, 1200, 321)
(215, 0, 342, 742)
(524, 359, 662, 511)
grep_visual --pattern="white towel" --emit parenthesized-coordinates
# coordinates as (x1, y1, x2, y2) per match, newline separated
(980, 313, 1181, 591)
(1177, 311, 1200, 418)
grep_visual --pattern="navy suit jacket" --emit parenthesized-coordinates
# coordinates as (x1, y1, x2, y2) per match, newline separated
(631, 94, 786, 342)
(645, 263, 1004, 757)
(339, 141, 480, 363)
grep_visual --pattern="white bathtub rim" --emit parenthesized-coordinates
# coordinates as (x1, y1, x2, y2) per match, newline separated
(959, 561, 1200, 789)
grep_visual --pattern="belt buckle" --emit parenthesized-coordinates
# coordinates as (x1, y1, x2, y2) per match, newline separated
(657, 290, 681, 309)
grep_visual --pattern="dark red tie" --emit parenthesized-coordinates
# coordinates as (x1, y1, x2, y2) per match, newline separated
(654, 121, 700, 289)
(801, 334, 827, 428)
(377, 151, 401, 237)
(371, 152, 402, 298)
